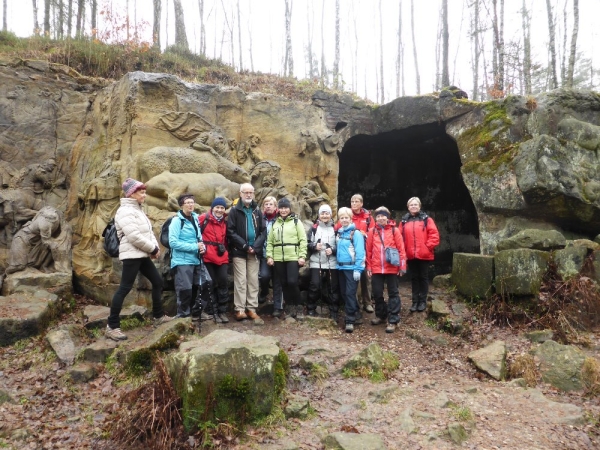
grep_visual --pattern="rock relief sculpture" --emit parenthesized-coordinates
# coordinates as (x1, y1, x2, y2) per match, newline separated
(236, 133, 264, 173)
(5, 206, 71, 275)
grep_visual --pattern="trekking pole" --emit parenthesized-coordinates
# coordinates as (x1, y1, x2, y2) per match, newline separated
(316, 238, 323, 314)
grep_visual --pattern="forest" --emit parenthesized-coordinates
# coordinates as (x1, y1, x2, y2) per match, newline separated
(0, 0, 597, 103)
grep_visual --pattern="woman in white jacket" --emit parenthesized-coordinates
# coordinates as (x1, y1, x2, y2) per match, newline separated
(105, 178, 173, 341)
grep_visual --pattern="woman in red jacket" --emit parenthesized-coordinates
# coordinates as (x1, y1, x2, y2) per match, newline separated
(366, 206, 407, 333)
(197, 197, 230, 324)
(401, 197, 440, 312)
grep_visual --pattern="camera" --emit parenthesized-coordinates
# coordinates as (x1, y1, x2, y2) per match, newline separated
(217, 243, 227, 257)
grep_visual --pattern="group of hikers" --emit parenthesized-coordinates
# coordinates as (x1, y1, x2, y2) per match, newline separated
(105, 178, 440, 340)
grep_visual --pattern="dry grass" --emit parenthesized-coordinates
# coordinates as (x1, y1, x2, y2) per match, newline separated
(508, 353, 538, 387)
(582, 357, 600, 397)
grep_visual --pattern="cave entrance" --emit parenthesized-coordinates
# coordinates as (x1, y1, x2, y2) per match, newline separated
(338, 123, 480, 275)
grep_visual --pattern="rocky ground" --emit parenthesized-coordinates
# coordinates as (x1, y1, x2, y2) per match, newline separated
(1, 282, 599, 449)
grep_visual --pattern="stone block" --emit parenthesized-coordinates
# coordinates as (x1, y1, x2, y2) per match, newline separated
(2, 269, 72, 297)
(496, 229, 566, 251)
(554, 245, 588, 280)
(494, 249, 550, 295)
(534, 340, 586, 392)
(452, 253, 494, 298)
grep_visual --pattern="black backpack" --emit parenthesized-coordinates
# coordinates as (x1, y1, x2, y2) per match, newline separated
(102, 219, 120, 258)
(160, 216, 186, 249)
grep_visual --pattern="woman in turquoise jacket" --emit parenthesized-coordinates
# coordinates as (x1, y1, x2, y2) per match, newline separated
(266, 198, 307, 318)
(169, 193, 206, 318)
(336, 207, 365, 333)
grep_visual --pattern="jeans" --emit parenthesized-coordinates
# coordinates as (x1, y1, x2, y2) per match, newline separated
(408, 259, 430, 303)
(108, 257, 164, 328)
(307, 268, 340, 313)
(273, 261, 300, 310)
(259, 257, 284, 309)
(339, 270, 359, 324)
(371, 273, 401, 324)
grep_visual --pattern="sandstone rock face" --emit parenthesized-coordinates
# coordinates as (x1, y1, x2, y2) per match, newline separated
(494, 249, 550, 295)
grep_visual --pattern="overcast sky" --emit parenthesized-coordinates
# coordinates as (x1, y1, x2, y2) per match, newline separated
(4, 0, 599, 103)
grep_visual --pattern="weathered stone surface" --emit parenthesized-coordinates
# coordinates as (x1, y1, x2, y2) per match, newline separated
(428, 299, 451, 319)
(284, 394, 310, 419)
(0, 389, 15, 404)
(117, 318, 187, 365)
(452, 253, 494, 298)
(524, 329, 554, 343)
(594, 234, 600, 244)
(343, 343, 384, 372)
(534, 340, 586, 392)
(494, 249, 550, 295)
(46, 327, 76, 365)
(396, 407, 416, 434)
(524, 388, 585, 424)
(554, 245, 588, 280)
(593, 250, 600, 284)
(165, 329, 283, 425)
(83, 304, 147, 329)
(81, 339, 118, 363)
(468, 340, 507, 380)
(0, 289, 61, 346)
(432, 273, 452, 288)
(448, 422, 469, 445)
(321, 432, 386, 450)
(68, 363, 97, 383)
(405, 329, 449, 348)
(567, 239, 600, 251)
(2, 269, 72, 296)
(496, 229, 566, 252)
(368, 385, 399, 403)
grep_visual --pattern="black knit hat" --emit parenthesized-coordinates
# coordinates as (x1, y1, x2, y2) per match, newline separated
(278, 198, 291, 209)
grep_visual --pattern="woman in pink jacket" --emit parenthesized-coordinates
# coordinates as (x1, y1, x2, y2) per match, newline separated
(401, 197, 440, 312)
(366, 206, 407, 333)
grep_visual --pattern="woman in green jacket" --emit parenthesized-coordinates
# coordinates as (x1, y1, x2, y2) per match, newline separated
(266, 198, 307, 318)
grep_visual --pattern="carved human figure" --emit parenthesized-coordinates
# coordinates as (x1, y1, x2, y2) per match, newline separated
(0, 159, 17, 188)
(0, 190, 44, 247)
(191, 130, 234, 162)
(14, 158, 64, 193)
(237, 134, 264, 172)
(298, 130, 331, 192)
(296, 181, 330, 222)
(5, 206, 68, 274)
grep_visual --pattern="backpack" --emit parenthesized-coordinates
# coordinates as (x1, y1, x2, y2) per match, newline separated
(102, 219, 120, 258)
(160, 216, 186, 249)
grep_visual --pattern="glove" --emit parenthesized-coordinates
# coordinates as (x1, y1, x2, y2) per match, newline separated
(353, 270, 361, 281)
(399, 270, 407, 276)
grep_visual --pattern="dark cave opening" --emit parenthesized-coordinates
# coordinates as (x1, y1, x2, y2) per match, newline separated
(338, 123, 480, 275)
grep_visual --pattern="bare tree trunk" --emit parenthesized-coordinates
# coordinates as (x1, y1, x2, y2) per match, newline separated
(396, 0, 403, 98)
(67, 0, 72, 38)
(491, 0, 505, 92)
(126, 0, 130, 41)
(566, 0, 579, 87)
(546, 0, 558, 89)
(320, 0, 326, 87)
(57, 0, 64, 38)
(2, 0, 6, 32)
(32, 0, 40, 34)
(237, 0, 243, 70)
(441, 0, 450, 87)
(521, 0, 532, 94)
(153, 0, 161, 48)
(410, 0, 420, 94)
(166, 0, 169, 47)
(470, 0, 481, 100)
(378, 0, 384, 102)
(247, 4, 254, 71)
(352, 2, 358, 93)
(44, 0, 50, 35)
(284, 0, 293, 77)
(306, 1, 314, 78)
(173, 0, 189, 50)
(75, 0, 84, 38)
(333, 0, 340, 89)
(198, 0, 205, 54)
(91, 0, 97, 38)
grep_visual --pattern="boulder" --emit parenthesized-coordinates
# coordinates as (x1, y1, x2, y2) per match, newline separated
(284, 394, 310, 419)
(80, 339, 118, 363)
(452, 253, 494, 298)
(343, 343, 384, 372)
(0, 289, 61, 346)
(2, 270, 72, 297)
(432, 273, 452, 288)
(397, 407, 416, 434)
(46, 327, 77, 365)
(68, 363, 98, 383)
(496, 229, 566, 252)
(524, 329, 554, 343)
(428, 299, 451, 319)
(448, 422, 469, 445)
(554, 245, 588, 280)
(165, 329, 286, 428)
(494, 249, 550, 295)
(468, 340, 507, 380)
(321, 432, 386, 450)
(534, 340, 586, 392)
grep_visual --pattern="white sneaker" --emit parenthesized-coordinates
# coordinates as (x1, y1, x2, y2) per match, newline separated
(105, 326, 127, 341)
(153, 315, 175, 326)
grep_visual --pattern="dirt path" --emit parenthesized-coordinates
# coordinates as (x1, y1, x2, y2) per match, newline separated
(0, 283, 599, 449)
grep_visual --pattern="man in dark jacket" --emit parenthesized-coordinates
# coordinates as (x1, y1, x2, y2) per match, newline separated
(227, 183, 266, 321)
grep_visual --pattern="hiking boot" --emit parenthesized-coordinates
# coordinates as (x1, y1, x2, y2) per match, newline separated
(273, 309, 284, 318)
(218, 313, 229, 323)
(307, 310, 318, 317)
(410, 301, 418, 312)
(258, 294, 267, 305)
(294, 306, 305, 320)
(370, 317, 384, 326)
(235, 311, 247, 321)
(246, 310, 261, 320)
(105, 326, 127, 341)
(417, 300, 427, 312)
(330, 312, 338, 322)
(364, 304, 374, 313)
(345, 323, 354, 333)
(386, 323, 396, 333)
(214, 314, 224, 324)
(153, 315, 175, 326)
(354, 313, 363, 325)
(201, 312, 214, 321)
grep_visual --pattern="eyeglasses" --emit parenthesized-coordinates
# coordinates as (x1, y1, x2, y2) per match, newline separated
(183, 201, 195, 205)
(241, 191, 254, 195)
